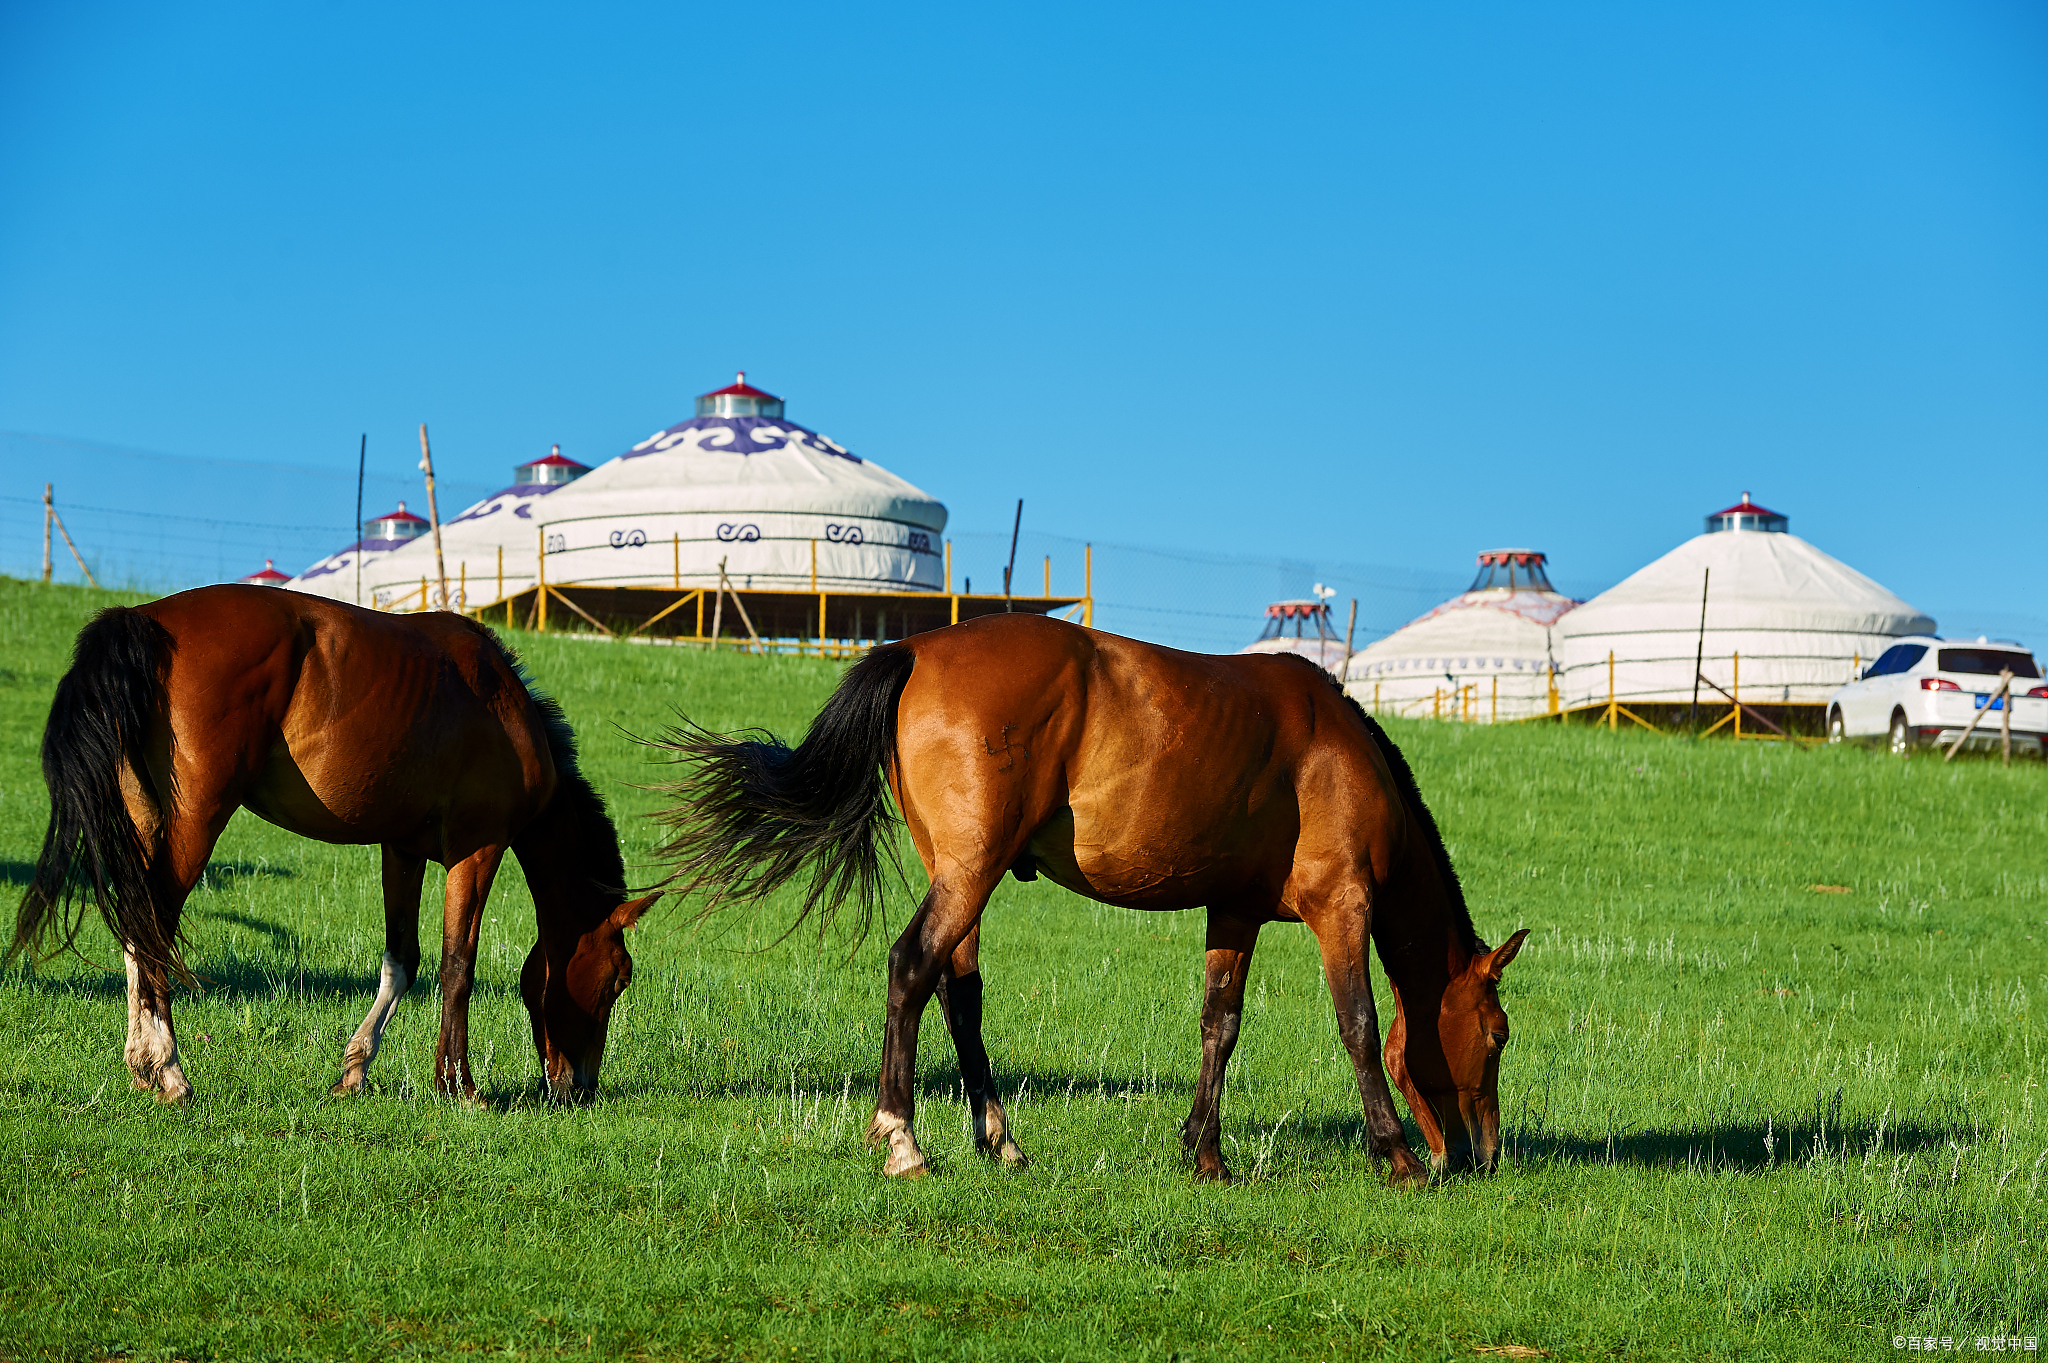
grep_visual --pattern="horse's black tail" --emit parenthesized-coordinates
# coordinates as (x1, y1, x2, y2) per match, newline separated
(9, 608, 183, 980)
(649, 643, 917, 943)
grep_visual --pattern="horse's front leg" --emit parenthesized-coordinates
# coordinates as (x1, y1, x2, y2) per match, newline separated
(1182, 908, 1261, 1181)
(935, 925, 1027, 1168)
(869, 876, 993, 1178)
(431, 845, 505, 1100)
(1307, 897, 1431, 1188)
(333, 846, 425, 1095)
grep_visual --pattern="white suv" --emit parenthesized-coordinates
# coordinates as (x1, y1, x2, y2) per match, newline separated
(1828, 636, 2048, 757)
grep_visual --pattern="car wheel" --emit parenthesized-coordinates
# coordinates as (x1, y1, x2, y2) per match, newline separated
(1828, 708, 1846, 744)
(1888, 710, 1911, 757)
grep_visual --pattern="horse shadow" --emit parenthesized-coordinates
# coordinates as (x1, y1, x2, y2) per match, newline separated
(0, 859, 296, 891)
(1295, 1109, 1960, 1175)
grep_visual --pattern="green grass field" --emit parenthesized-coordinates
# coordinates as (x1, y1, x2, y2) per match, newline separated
(2, 576, 2043, 1361)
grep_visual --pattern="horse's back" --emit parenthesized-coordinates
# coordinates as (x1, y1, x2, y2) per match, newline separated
(136, 586, 554, 855)
(895, 615, 1396, 910)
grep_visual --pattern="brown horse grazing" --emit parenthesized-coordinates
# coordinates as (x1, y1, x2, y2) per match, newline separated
(656, 613, 1528, 1185)
(9, 585, 659, 1103)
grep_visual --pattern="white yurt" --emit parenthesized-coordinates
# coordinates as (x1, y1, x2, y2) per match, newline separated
(352, 375, 948, 611)
(1553, 494, 1935, 713)
(383, 446, 591, 610)
(288, 501, 435, 605)
(1239, 597, 1351, 673)
(1343, 550, 1577, 722)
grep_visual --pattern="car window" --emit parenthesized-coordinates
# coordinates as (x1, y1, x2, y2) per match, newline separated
(1936, 648, 2043, 680)
(1865, 644, 1927, 678)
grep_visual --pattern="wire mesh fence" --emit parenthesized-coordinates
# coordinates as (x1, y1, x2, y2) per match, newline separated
(3, 429, 1466, 654)
(947, 528, 1464, 653)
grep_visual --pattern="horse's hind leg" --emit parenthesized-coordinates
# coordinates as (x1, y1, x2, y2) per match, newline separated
(124, 946, 191, 1103)
(1181, 908, 1261, 1182)
(333, 846, 426, 1095)
(430, 844, 505, 1100)
(935, 925, 1027, 1167)
(868, 873, 999, 1178)
(121, 808, 229, 1103)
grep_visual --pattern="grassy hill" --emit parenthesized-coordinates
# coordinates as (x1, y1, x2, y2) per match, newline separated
(1, 575, 2043, 1360)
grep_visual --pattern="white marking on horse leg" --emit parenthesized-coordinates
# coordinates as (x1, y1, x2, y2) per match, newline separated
(335, 951, 410, 1093)
(867, 1109, 928, 1178)
(123, 949, 189, 1102)
(123, 950, 146, 1089)
(976, 1095, 1029, 1167)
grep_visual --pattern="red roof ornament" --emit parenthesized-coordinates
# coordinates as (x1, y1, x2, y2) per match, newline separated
(1708, 491, 1780, 519)
(239, 559, 291, 585)
(370, 501, 429, 525)
(699, 370, 782, 402)
(521, 445, 589, 472)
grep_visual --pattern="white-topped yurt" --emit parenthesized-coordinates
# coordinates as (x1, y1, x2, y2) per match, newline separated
(1553, 494, 1935, 712)
(346, 375, 947, 610)
(288, 501, 437, 605)
(1239, 596, 1351, 674)
(381, 446, 591, 609)
(1344, 550, 1578, 722)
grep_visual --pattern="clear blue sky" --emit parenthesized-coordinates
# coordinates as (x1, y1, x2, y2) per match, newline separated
(4, 2, 2044, 647)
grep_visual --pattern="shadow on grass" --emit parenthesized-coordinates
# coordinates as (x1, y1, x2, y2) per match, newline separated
(6, 959, 528, 1003)
(0, 858, 295, 890)
(1501, 1117, 1959, 1171)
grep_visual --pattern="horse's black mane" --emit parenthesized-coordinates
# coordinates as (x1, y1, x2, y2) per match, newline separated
(1306, 661, 1486, 957)
(471, 623, 627, 901)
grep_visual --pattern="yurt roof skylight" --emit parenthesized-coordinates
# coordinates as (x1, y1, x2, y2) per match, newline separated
(695, 372, 786, 419)
(1705, 493, 1787, 534)
(1467, 549, 1555, 593)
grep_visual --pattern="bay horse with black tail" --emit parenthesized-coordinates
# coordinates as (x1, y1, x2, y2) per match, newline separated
(655, 612, 1527, 1185)
(10, 585, 659, 1104)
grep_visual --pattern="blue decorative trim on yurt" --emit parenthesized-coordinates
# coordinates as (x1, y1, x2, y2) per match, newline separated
(624, 416, 859, 463)
(446, 482, 570, 528)
(295, 537, 418, 581)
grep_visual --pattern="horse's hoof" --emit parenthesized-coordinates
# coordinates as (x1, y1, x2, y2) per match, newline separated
(329, 1076, 363, 1097)
(884, 1155, 929, 1179)
(1386, 1155, 1431, 1189)
(995, 1142, 1030, 1170)
(1193, 1163, 1232, 1184)
(155, 1084, 193, 1106)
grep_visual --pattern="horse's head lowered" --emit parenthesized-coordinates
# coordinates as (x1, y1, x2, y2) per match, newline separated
(520, 891, 661, 1098)
(1386, 927, 1530, 1174)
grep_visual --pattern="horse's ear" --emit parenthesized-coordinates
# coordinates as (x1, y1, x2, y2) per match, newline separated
(608, 892, 662, 933)
(1483, 927, 1531, 980)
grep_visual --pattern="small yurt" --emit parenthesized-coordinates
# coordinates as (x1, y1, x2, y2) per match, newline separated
(1344, 550, 1577, 722)
(292, 450, 591, 609)
(289, 502, 431, 604)
(355, 374, 947, 612)
(237, 559, 292, 586)
(1553, 494, 1935, 720)
(1240, 597, 1349, 673)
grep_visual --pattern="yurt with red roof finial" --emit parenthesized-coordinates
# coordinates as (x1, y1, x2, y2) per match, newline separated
(348, 373, 947, 615)
(237, 559, 292, 586)
(286, 501, 431, 604)
(1240, 591, 1351, 673)
(310, 444, 593, 609)
(1553, 492, 1934, 728)
(1343, 550, 1579, 722)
